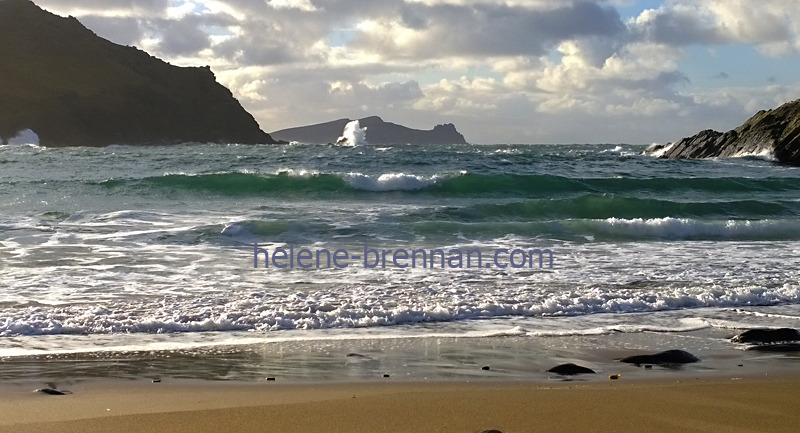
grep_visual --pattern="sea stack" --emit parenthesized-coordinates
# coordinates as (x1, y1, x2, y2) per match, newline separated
(654, 99, 800, 166)
(0, 0, 276, 146)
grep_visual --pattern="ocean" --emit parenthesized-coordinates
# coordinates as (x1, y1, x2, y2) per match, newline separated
(1, 141, 799, 381)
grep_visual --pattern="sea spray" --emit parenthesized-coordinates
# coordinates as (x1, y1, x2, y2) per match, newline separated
(5, 129, 40, 146)
(336, 120, 368, 146)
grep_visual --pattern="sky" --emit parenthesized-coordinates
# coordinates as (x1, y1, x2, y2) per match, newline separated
(34, 0, 800, 144)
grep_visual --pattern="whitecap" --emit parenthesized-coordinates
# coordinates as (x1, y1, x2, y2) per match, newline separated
(344, 172, 445, 191)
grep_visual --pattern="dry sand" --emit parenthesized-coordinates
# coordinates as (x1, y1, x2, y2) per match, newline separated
(1, 375, 798, 433)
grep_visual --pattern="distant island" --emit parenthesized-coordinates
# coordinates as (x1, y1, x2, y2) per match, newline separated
(271, 116, 468, 145)
(0, 0, 276, 146)
(653, 99, 800, 166)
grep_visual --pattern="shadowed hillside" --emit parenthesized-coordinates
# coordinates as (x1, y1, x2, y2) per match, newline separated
(0, 0, 276, 146)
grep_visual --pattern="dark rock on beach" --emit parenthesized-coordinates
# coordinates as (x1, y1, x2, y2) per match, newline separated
(547, 363, 596, 376)
(654, 98, 800, 165)
(746, 343, 800, 352)
(35, 388, 71, 395)
(619, 350, 699, 366)
(731, 328, 800, 344)
(0, 0, 276, 147)
(271, 116, 468, 145)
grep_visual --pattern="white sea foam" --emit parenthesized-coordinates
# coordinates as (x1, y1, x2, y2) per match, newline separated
(2, 281, 798, 338)
(4, 129, 40, 147)
(601, 145, 624, 154)
(646, 141, 675, 158)
(345, 172, 445, 191)
(728, 308, 800, 320)
(275, 168, 320, 177)
(600, 145, 639, 157)
(592, 217, 800, 240)
(336, 120, 368, 146)
(732, 147, 777, 161)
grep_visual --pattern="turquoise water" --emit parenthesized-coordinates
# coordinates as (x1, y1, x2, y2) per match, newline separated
(1, 142, 799, 357)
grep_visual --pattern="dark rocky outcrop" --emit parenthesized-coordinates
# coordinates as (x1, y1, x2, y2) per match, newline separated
(746, 343, 800, 352)
(547, 363, 596, 375)
(731, 328, 800, 344)
(619, 349, 699, 366)
(271, 116, 468, 145)
(732, 328, 800, 353)
(654, 99, 800, 165)
(0, 0, 276, 146)
(35, 387, 71, 395)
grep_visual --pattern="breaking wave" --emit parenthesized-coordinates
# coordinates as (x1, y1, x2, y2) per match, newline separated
(96, 172, 800, 197)
(3, 283, 799, 337)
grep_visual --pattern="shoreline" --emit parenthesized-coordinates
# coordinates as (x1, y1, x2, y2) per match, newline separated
(2, 375, 799, 432)
(3, 327, 799, 433)
(3, 327, 799, 384)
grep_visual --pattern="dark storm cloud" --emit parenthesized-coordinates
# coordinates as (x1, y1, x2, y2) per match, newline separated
(400, 5, 428, 30)
(630, 4, 793, 47)
(36, 0, 169, 14)
(78, 12, 236, 57)
(353, 2, 627, 58)
(629, 8, 726, 46)
(211, 19, 302, 65)
(79, 15, 143, 46)
(157, 15, 212, 55)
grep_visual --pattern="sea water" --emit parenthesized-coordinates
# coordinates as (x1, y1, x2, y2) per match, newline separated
(1, 142, 799, 379)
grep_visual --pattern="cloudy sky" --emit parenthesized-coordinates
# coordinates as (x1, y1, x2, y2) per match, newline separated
(35, 0, 800, 144)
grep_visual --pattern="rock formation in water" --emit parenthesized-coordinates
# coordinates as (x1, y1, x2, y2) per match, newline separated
(731, 328, 800, 352)
(0, 0, 276, 146)
(653, 99, 800, 165)
(619, 349, 699, 366)
(731, 328, 800, 344)
(271, 116, 468, 145)
(547, 363, 596, 376)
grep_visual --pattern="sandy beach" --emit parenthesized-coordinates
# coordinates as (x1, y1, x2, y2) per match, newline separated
(2, 375, 799, 433)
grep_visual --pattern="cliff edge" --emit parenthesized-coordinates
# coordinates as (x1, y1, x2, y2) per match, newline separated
(271, 116, 468, 145)
(653, 99, 800, 165)
(0, 0, 276, 146)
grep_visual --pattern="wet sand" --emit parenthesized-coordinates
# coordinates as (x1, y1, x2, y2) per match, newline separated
(2, 375, 799, 433)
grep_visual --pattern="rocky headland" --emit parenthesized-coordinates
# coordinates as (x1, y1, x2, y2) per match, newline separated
(0, 0, 276, 146)
(652, 99, 800, 165)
